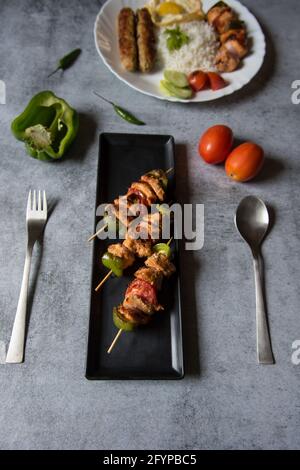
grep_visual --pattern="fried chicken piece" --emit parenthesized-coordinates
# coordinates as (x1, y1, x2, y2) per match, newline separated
(141, 174, 165, 201)
(107, 243, 135, 269)
(220, 28, 246, 45)
(118, 8, 138, 72)
(145, 253, 176, 278)
(214, 8, 237, 34)
(207, 4, 229, 26)
(134, 267, 163, 290)
(136, 8, 156, 73)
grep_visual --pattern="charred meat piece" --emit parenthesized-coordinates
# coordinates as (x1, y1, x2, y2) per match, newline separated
(206, 3, 230, 26)
(117, 305, 150, 325)
(107, 243, 135, 269)
(223, 38, 248, 59)
(214, 8, 237, 34)
(145, 253, 176, 278)
(136, 8, 156, 73)
(118, 8, 138, 72)
(220, 27, 246, 44)
(123, 237, 153, 258)
(141, 174, 165, 201)
(123, 294, 163, 315)
(134, 267, 163, 290)
(215, 45, 240, 72)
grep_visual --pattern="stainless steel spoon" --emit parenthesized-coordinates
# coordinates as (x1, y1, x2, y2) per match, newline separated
(235, 196, 275, 364)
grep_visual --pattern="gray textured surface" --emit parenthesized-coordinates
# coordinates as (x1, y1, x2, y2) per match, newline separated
(0, 0, 299, 450)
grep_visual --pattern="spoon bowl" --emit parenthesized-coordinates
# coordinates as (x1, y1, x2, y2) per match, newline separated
(235, 196, 269, 250)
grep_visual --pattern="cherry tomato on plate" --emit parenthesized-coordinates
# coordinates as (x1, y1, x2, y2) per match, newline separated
(188, 71, 208, 92)
(199, 125, 233, 164)
(207, 72, 227, 91)
(225, 142, 264, 182)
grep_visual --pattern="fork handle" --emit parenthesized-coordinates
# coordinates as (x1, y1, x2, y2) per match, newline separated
(253, 253, 275, 364)
(6, 244, 33, 363)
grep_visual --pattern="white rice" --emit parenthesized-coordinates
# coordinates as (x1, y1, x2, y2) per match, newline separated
(157, 21, 218, 74)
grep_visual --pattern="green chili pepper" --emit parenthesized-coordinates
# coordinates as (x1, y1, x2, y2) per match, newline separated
(102, 252, 124, 277)
(48, 48, 81, 77)
(93, 91, 145, 126)
(113, 307, 135, 332)
(153, 243, 172, 258)
(11, 90, 79, 161)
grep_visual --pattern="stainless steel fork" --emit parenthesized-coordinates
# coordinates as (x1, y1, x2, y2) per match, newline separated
(6, 190, 47, 363)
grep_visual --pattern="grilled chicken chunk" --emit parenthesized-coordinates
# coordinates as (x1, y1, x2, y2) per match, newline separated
(118, 305, 150, 325)
(214, 9, 237, 34)
(207, 4, 230, 26)
(223, 38, 248, 59)
(215, 46, 240, 72)
(220, 28, 246, 44)
(124, 294, 163, 315)
(123, 237, 153, 258)
(130, 181, 157, 204)
(145, 253, 176, 278)
(136, 8, 156, 73)
(134, 267, 163, 290)
(107, 243, 135, 268)
(141, 174, 165, 201)
(118, 8, 138, 72)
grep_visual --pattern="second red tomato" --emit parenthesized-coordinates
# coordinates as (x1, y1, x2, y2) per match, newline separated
(199, 125, 233, 164)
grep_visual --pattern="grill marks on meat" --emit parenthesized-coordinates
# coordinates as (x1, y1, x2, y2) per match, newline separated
(207, 2, 249, 73)
(118, 8, 156, 73)
(118, 8, 138, 72)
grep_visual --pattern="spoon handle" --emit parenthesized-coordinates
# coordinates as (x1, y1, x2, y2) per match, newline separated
(253, 255, 275, 364)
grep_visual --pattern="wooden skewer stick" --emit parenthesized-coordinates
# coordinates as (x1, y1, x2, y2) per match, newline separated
(106, 236, 174, 354)
(88, 168, 174, 242)
(87, 224, 106, 242)
(107, 329, 123, 354)
(95, 270, 112, 292)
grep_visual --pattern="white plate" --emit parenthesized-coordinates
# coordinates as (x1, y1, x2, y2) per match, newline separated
(94, 0, 266, 102)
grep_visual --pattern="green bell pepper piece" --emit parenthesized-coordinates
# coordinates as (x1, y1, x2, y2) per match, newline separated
(102, 252, 124, 277)
(11, 90, 79, 161)
(153, 243, 172, 258)
(113, 307, 135, 332)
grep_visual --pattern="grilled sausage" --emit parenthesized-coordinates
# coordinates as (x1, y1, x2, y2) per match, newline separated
(136, 8, 156, 73)
(118, 8, 138, 72)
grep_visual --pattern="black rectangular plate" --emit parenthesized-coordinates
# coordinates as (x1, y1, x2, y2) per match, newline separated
(86, 133, 184, 380)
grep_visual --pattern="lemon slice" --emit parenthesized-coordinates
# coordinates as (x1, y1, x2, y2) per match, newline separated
(157, 2, 184, 16)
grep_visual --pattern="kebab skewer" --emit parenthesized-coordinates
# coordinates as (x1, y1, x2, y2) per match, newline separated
(88, 168, 173, 242)
(95, 207, 172, 291)
(107, 238, 175, 353)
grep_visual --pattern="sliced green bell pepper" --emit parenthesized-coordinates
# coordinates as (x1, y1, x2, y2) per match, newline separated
(153, 243, 172, 258)
(102, 252, 124, 277)
(11, 90, 79, 161)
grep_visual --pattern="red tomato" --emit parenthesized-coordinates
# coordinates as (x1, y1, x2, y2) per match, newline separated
(225, 142, 264, 182)
(207, 72, 227, 91)
(198, 125, 233, 164)
(188, 70, 208, 92)
(126, 279, 157, 305)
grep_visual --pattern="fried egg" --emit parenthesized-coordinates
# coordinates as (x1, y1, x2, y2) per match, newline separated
(147, 0, 205, 27)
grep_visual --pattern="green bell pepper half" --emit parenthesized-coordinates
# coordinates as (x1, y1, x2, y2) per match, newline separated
(102, 252, 124, 277)
(11, 90, 79, 161)
(153, 243, 172, 258)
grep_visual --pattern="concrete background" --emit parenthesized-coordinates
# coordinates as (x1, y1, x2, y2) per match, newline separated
(0, 0, 299, 450)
